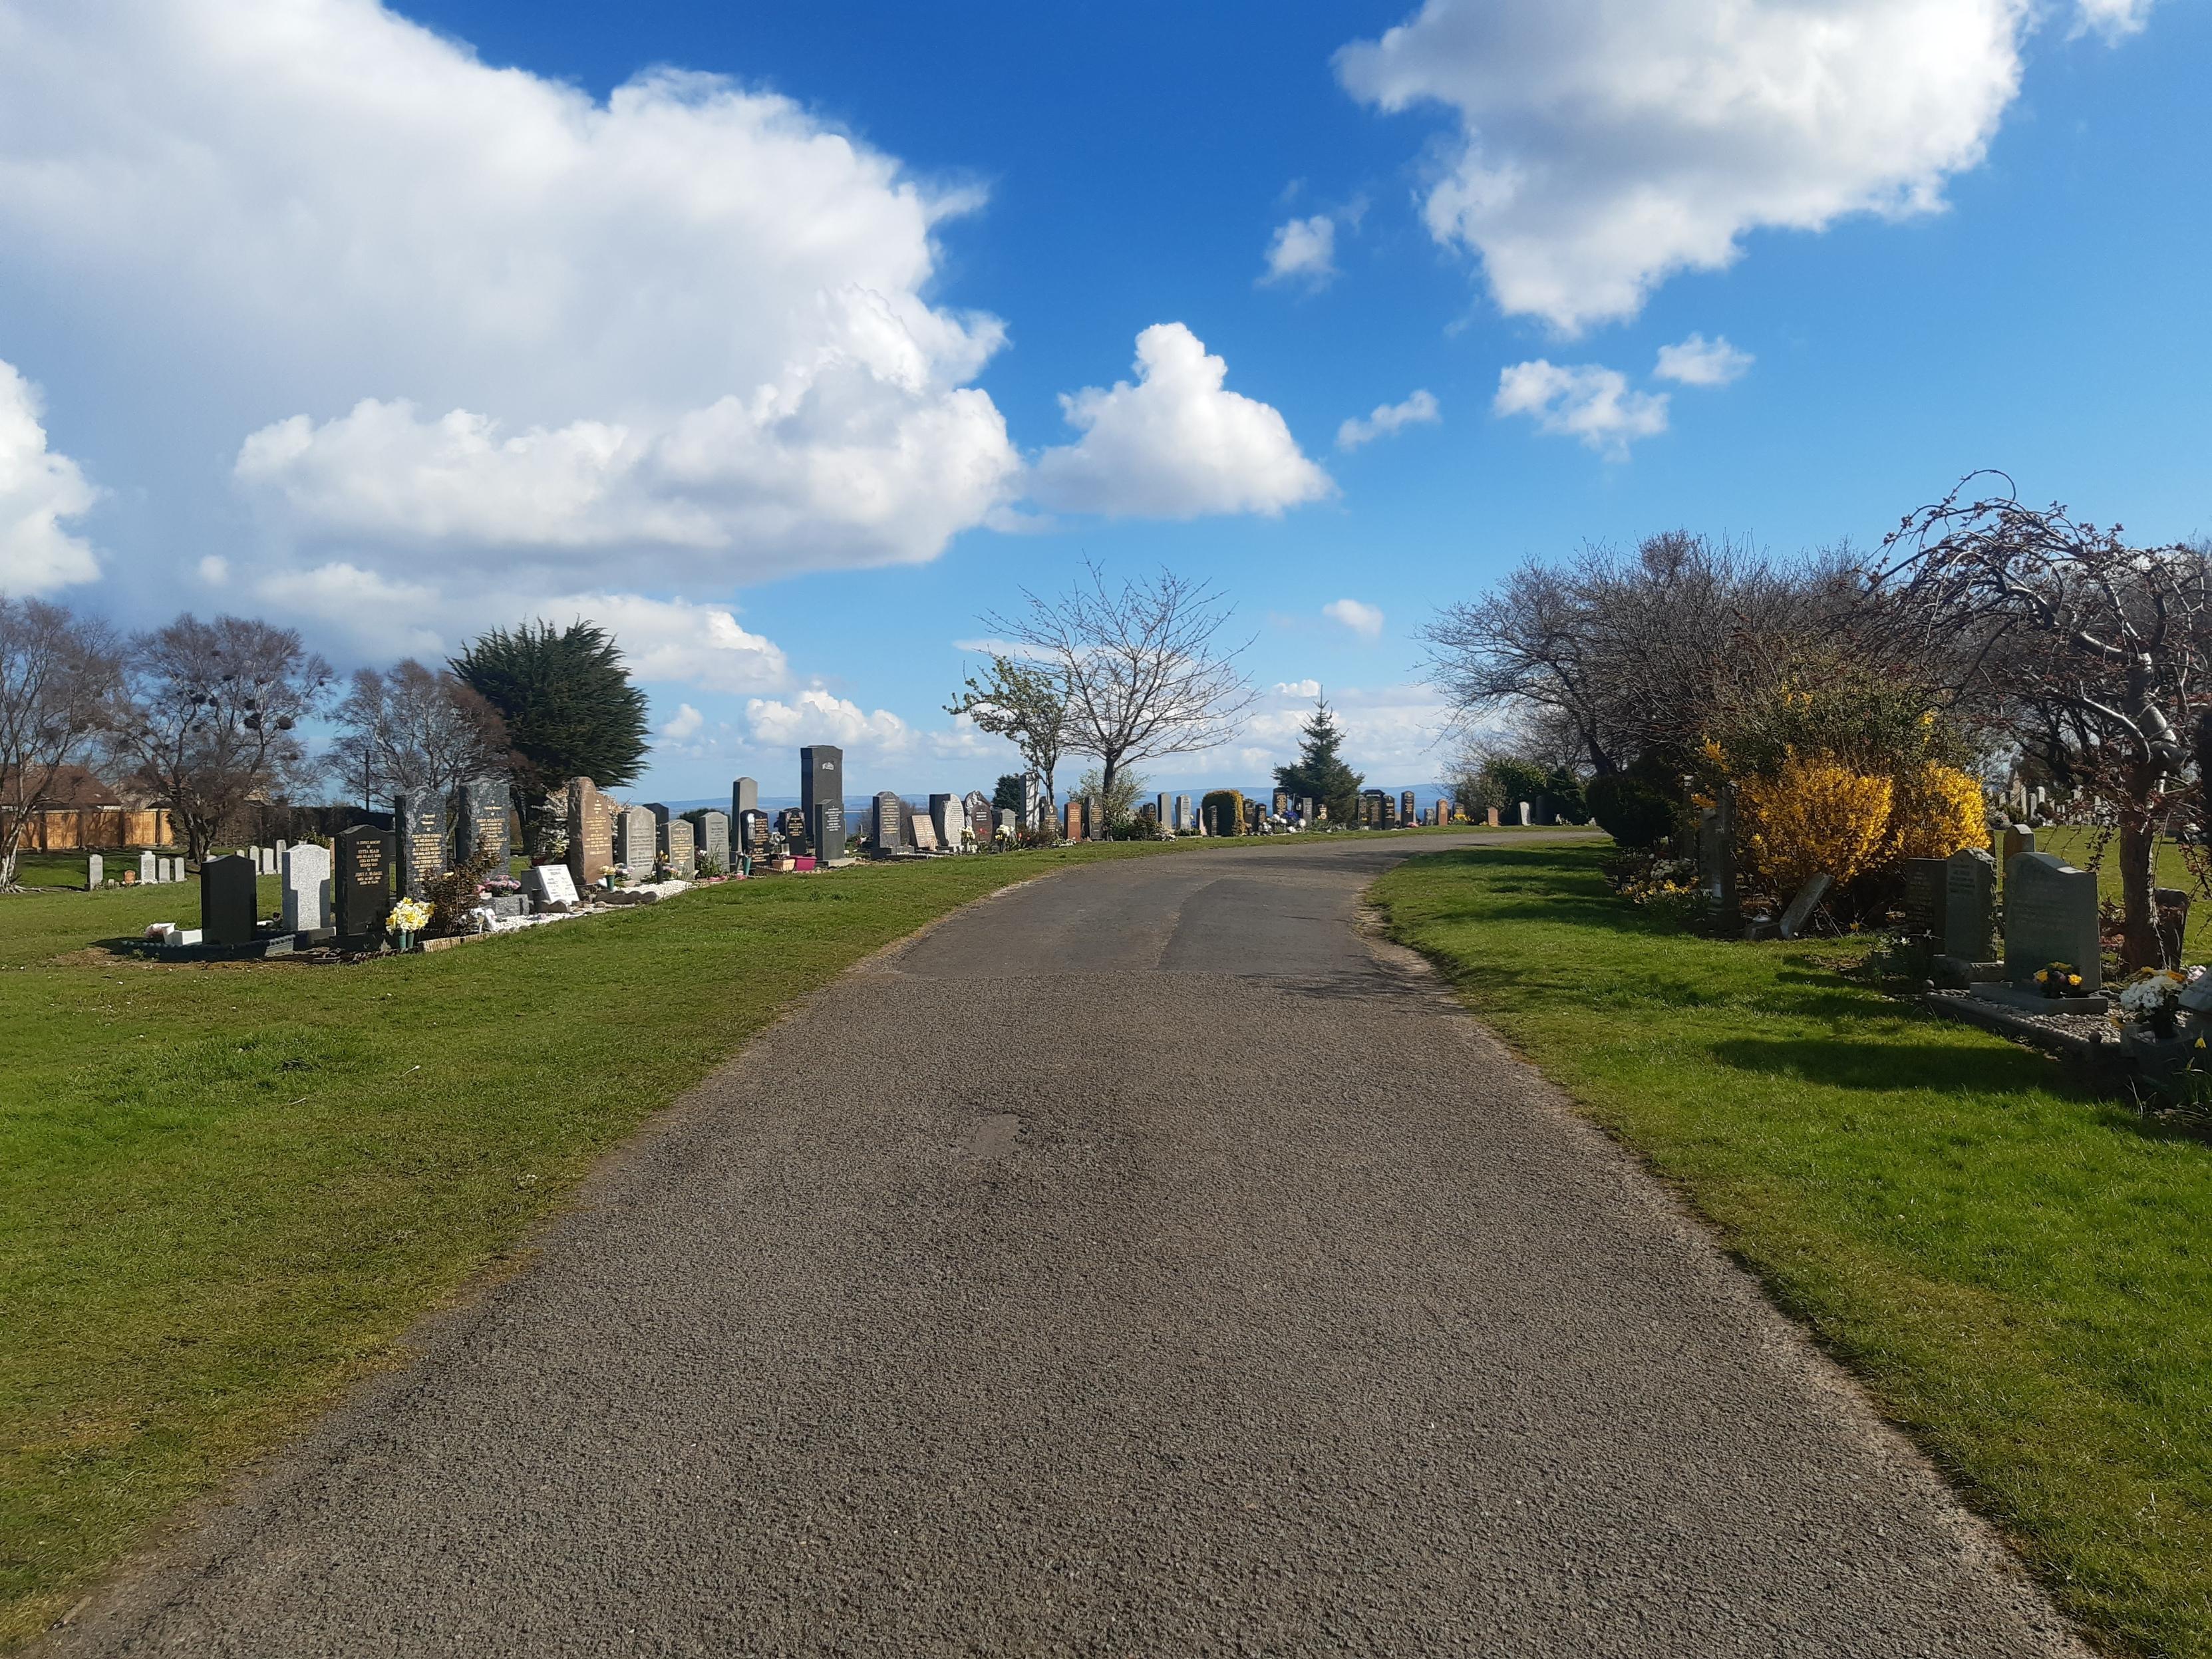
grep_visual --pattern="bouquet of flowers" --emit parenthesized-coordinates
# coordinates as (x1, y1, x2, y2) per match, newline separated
(2118, 967, 2188, 1036)
(2032, 962, 2082, 999)
(389, 896, 432, 947)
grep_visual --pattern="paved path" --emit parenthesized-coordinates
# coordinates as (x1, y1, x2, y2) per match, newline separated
(59, 835, 2082, 1656)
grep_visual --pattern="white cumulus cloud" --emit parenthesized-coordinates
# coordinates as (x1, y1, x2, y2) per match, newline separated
(1494, 360, 1668, 457)
(539, 595, 790, 694)
(1323, 598, 1386, 641)
(1337, 389, 1441, 449)
(1654, 334, 1754, 387)
(0, 0, 1021, 609)
(1337, 0, 2038, 332)
(746, 687, 913, 753)
(1029, 324, 1333, 519)
(1261, 215, 1338, 287)
(2072, 0, 2155, 40)
(0, 361, 100, 594)
(661, 703, 705, 742)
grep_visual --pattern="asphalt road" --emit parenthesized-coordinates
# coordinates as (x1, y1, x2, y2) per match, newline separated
(55, 833, 2084, 1656)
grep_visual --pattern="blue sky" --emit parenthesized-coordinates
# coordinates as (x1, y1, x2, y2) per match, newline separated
(0, 0, 2204, 799)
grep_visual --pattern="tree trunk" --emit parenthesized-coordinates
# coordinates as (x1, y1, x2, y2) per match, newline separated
(2117, 810, 2160, 972)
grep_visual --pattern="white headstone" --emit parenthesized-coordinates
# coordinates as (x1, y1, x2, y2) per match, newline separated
(139, 851, 156, 885)
(86, 853, 104, 889)
(281, 843, 333, 933)
(524, 863, 580, 907)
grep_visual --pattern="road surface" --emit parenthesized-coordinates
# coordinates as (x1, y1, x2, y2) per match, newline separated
(55, 833, 2082, 1656)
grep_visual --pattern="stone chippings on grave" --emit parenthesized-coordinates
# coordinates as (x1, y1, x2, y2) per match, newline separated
(2003, 852, 2102, 991)
(1943, 848, 1998, 962)
(281, 842, 333, 934)
(393, 791, 448, 899)
(565, 778, 615, 889)
(200, 854, 259, 947)
(335, 827, 395, 939)
(665, 818, 697, 879)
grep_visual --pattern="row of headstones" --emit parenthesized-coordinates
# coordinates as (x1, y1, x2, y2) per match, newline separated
(1900, 837, 2111, 990)
(93, 851, 186, 887)
(862, 790, 1007, 853)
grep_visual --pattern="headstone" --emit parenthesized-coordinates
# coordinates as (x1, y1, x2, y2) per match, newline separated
(1021, 774, 1040, 831)
(909, 806, 940, 852)
(1778, 874, 1832, 940)
(522, 863, 579, 907)
(86, 853, 103, 889)
(1486, 807, 1500, 828)
(617, 806, 658, 876)
(873, 791, 905, 853)
(2155, 886, 2191, 969)
(732, 777, 760, 822)
(1064, 801, 1083, 841)
(1517, 800, 1533, 827)
(800, 746, 844, 822)
(665, 818, 697, 879)
(456, 778, 512, 867)
(564, 778, 615, 889)
(778, 806, 812, 856)
(1086, 794, 1104, 840)
(281, 842, 332, 933)
(1175, 795, 1191, 833)
(686, 809, 731, 872)
(200, 853, 257, 946)
(931, 793, 959, 848)
(968, 795, 993, 843)
(810, 802, 846, 863)
(163, 857, 182, 883)
(1901, 858, 1947, 934)
(394, 792, 446, 899)
(2004, 853, 2101, 990)
(138, 850, 156, 885)
(1400, 790, 1416, 824)
(2000, 826, 2035, 871)
(335, 827, 395, 938)
(1943, 848, 1997, 961)
(996, 808, 1015, 837)
(738, 808, 769, 858)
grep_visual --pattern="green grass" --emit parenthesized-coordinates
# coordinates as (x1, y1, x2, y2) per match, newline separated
(0, 821, 1524, 1643)
(1375, 843, 2212, 1658)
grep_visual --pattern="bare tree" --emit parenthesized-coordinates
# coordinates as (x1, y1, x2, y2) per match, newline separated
(108, 614, 332, 863)
(982, 564, 1256, 795)
(945, 655, 1069, 814)
(327, 659, 510, 810)
(1422, 533, 1863, 776)
(0, 595, 121, 887)
(1870, 476, 2212, 969)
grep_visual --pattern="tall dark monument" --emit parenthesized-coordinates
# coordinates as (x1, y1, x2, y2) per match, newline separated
(801, 745, 844, 863)
(200, 854, 259, 947)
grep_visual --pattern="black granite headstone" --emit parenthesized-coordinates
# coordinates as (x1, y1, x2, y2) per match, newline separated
(810, 802, 846, 863)
(456, 777, 512, 867)
(800, 746, 843, 819)
(200, 854, 258, 947)
(335, 826, 395, 939)
(393, 791, 447, 899)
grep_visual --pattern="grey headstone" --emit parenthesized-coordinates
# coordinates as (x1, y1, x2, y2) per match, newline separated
(1086, 794, 1103, 840)
(281, 842, 332, 933)
(86, 853, 103, 889)
(334, 827, 395, 939)
(200, 854, 258, 947)
(2004, 853, 2100, 990)
(1020, 774, 1040, 831)
(873, 791, 904, 853)
(686, 809, 730, 871)
(1943, 849, 1996, 961)
(996, 808, 1015, 837)
(732, 776, 759, 820)
(1157, 792, 1172, 828)
(164, 856, 183, 884)
(617, 806, 658, 876)
(931, 792, 958, 849)
(1778, 874, 1832, 940)
(665, 818, 696, 879)
(1174, 795, 1191, 833)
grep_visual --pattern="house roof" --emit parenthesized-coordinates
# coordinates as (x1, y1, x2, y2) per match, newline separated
(0, 763, 122, 809)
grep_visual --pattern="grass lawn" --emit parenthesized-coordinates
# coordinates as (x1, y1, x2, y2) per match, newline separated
(1376, 841, 2212, 1658)
(0, 821, 1509, 1644)
(2037, 826, 2212, 961)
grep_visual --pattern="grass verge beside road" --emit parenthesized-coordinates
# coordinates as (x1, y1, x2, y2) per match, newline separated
(1375, 841, 2212, 1658)
(0, 823, 1503, 1644)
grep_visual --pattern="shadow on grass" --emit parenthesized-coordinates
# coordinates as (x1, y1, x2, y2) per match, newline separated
(1709, 1034, 2068, 1095)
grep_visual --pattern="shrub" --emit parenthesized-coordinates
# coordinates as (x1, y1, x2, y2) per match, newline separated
(424, 847, 500, 934)
(1737, 756, 1893, 895)
(1586, 774, 1676, 848)
(1201, 789, 1245, 836)
(1887, 762, 1987, 862)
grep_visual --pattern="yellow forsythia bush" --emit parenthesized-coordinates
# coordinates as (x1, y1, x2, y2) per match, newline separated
(1736, 756, 1894, 895)
(1886, 762, 1986, 863)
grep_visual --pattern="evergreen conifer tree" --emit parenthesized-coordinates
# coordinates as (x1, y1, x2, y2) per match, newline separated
(1274, 696, 1362, 825)
(451, 620, 650, 843)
